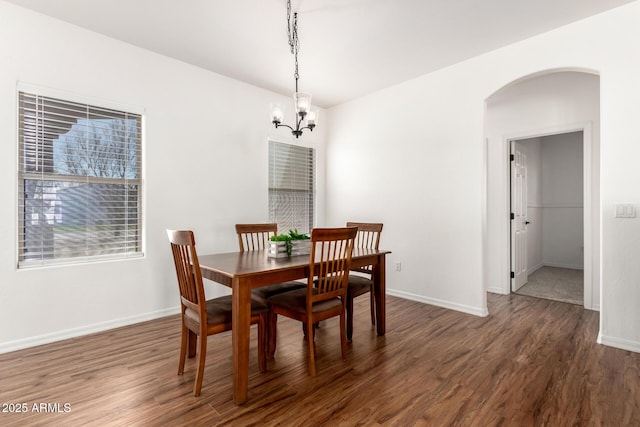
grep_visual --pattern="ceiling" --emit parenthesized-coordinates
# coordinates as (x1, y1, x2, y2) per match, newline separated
(5, 0, 636, 108)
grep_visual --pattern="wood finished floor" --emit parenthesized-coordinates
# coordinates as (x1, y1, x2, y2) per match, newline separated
(1, 293, 639, 426)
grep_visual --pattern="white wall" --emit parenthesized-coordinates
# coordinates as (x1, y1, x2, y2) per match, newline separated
(326, 70, 489, 317)
(326, 3, 640, 352)
(541, 132, 584, 269)
(0, 1, 327, 352)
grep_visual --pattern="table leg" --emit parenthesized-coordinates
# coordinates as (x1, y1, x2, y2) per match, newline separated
(232, 277, 250, 405)
(374, 254, 386, 335)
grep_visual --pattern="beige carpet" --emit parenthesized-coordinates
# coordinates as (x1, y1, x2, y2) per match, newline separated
(514, 266, 583, 306)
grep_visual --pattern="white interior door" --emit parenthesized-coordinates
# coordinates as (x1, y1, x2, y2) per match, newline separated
(511, 141, 528, 291)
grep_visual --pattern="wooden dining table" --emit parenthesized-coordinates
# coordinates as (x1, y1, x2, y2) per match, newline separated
(197, 247, 390, 405)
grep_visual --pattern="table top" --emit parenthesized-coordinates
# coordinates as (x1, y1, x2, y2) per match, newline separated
(198, 248, 390, 282)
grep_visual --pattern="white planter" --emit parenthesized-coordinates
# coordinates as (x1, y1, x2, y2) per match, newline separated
(268, 240, 311, 258)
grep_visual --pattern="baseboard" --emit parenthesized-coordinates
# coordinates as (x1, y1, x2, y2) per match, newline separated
(387, 289, 488, 317)
(541, 262, 584, 270)
(527, 263, 543, 275)
(487, 286, 507, 295)
(0, 306, 180, 354)
(597, 333, 640, 354)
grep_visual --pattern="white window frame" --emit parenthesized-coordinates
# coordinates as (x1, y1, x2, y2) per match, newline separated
(16, 83, 144, 268)
(268, 139, 315, 234)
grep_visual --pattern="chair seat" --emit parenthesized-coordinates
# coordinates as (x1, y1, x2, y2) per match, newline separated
(185, 295, 268, 326)
(268, 288, 342, 315)
(347, 274, 373, 298)
(251, 281, 306, 304)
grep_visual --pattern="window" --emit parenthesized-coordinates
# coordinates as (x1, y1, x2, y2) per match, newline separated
(17, 89, 143, 268)
(268, 140, 315, 234)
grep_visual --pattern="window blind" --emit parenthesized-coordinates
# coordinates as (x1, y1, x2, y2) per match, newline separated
(268, 140, 315, 234)
(17, 91, 143, 268)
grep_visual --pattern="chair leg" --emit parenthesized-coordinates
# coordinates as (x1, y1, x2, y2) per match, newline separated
(178, 324, 188, 375)
(188, 330, 197, 358)
(193, 333, 207, 397)
(340, 310, 347, 362)
(302, 322, 320, 337)
(268, 311, 278, 358)
(346, 292, 354, 341)
(306, 319, 316, 377)
(258, 314, 267, 373)
(370, 288, 376, 325)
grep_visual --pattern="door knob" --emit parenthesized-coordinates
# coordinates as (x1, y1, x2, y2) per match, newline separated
(525, 221, 531, 225)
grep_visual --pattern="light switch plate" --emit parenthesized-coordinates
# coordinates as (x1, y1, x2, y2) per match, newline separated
(615, 204, 636, 218)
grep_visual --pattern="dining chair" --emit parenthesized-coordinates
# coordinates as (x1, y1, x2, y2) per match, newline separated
(345, 222, 383, 340)
(267, 227, 357, 376)
(167, 229, 267, 397)
(235, 223, 307, 304)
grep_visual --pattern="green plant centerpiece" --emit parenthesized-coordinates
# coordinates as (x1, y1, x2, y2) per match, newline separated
(269, 229, 310, 257)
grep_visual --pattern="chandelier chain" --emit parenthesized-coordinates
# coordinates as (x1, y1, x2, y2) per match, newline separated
(287, 0, 300, 82)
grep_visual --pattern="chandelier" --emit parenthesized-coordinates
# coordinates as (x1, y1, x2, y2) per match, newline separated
(270, 0, 317, 138)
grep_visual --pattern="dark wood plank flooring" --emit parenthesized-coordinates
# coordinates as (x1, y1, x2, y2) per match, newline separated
(1, 293, 639, 426)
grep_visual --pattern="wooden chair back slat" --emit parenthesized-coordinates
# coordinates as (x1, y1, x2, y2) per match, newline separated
(346, 222, 383, 249)
(308, 227, 357, 304)
(346, 222, 383, 274)
(167, 230, 206, 320)
(235, 223, 278, 252)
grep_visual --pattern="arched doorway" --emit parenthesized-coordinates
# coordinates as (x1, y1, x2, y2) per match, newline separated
(484, 70, 600, 310)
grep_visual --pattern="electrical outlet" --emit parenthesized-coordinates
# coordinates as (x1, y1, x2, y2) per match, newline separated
(395, 262, 402, 272)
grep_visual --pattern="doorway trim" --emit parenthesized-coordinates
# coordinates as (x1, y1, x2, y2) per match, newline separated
(501, 121, 595, 309)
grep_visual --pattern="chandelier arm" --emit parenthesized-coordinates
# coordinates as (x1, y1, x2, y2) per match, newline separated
(274, 123, 295, 132)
